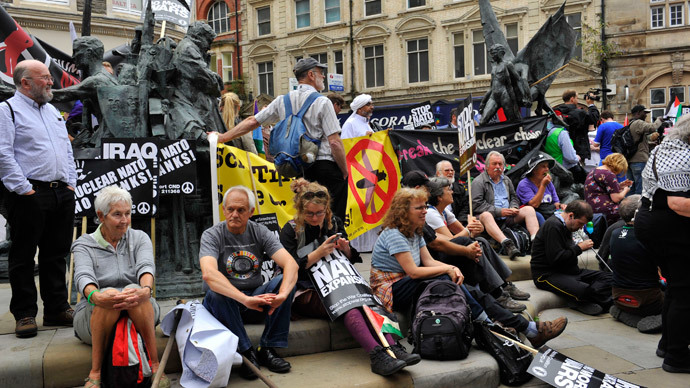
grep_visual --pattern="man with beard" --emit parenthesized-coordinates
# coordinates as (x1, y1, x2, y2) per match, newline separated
(0, 59, 77, 338)
(341, 94, 374, 139)
(216, 58, 348, 220)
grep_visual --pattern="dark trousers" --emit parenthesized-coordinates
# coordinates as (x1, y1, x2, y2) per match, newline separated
(534, 269, 613, 308)
(304, 160, 347, 221)
(465, 284, 529, 333)
(7, 185, 74, 320)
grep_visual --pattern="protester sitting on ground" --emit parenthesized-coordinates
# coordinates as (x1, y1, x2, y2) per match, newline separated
(72, 186, 168, 388)
(634, 115, 690, 374)
(279, 179, 419, 376)
(584, 153, 632, 225)
(199, 186, 298, 380)
(608, 195, 663, 333)
(597, 216, 625, 272)
(516, 153, 567, 225)
(531, 200, 613, 315)
(435, 161, 470, 224)
(471, 151, 540, 259)
(426, 176, 530, 313)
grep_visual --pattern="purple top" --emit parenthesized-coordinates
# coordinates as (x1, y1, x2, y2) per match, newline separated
(516, 178, 560, 206)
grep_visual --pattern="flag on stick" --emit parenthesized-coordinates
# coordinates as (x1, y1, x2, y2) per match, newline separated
(666, 96, 682, 125)
(623, 114, 629, 127)
(362, 305, 402, 338)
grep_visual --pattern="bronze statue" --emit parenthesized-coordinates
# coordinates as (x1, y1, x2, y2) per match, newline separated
(479, 44, 531, 125)
(479, 0, 577, 125)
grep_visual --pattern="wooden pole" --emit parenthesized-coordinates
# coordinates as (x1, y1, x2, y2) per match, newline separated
(529, 63, 569, 88)
(159, 20, 166, 40)
(362, 307, 396, 358)
(67, 225, 78, 304)
(467, 171, 473, 218)
(151, 217, 156, 297)
(76, 216, 87, 303)
(152, 308, 180, 388)
(489, 330, 538, 355)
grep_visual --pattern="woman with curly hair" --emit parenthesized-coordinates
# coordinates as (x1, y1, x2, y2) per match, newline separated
(279, 179, 419, 376)
(584, 153, 633, 225)
(220, 92, 257, 154)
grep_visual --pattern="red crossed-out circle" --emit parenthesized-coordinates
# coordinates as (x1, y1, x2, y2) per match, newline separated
(347, 138, 399, 224)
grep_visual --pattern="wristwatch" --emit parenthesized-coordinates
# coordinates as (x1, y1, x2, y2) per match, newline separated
(143, 285, 153, 297)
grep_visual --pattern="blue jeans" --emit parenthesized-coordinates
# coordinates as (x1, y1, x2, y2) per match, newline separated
(202, 275, 296, 352)
(627, 162, 646, 195)
(535, 211, 546, 226)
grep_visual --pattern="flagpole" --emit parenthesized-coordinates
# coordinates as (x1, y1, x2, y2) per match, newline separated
(362, 307, 396, 358)
(208, 133, 220, 225)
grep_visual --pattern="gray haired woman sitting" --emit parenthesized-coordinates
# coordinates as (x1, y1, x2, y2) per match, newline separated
(72, 185, 167, 388)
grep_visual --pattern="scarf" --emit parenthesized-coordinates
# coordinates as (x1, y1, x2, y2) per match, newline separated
(642, 139, 690, 199)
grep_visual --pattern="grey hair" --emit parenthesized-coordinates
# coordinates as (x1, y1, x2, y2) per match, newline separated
(619, 194, 641, 223)
(486, 151, 505, 166)
(667, 114, 690, 144)
(223, 185, 256, 211)
(427, 176, 451, 206)
(95, 185, 132, 216)
(435, 160, 452, 175)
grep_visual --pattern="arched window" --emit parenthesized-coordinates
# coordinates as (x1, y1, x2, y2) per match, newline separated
(208, 1, 229, 34)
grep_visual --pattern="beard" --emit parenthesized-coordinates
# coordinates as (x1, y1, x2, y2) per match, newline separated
(29, 82, 52, 104)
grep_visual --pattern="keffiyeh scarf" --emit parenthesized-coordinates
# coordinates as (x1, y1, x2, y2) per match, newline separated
(642, 139, 690, 199)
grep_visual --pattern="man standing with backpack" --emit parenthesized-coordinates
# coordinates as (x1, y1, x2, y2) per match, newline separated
(215, 58, 348, 219)
(626, 105, 666, 195)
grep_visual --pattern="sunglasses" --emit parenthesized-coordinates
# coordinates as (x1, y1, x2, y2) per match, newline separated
(303, 191, 328, 200)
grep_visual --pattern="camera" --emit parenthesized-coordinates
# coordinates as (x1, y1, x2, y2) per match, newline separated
(582, 88, 611, 102)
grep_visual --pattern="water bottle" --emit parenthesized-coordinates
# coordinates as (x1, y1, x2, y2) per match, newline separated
(585, 221, 594, 235)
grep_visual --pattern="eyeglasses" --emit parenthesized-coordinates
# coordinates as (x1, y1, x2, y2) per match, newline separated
(305, 210, 326, 218)
(26, 75, 54, 82)
(303, 191, 328, 200)
(412, 205, 427, 211)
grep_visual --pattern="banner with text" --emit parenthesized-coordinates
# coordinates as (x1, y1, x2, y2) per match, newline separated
(307, 249, 377, 321)
(457, 95, 477, 176)
(142, 0, 192, 27)
(389, 116, 548, 179)
(216, 145, 295, 227)
(343, 130, 401, 240)
(528, 346, 645, 388)
(74, 158, 158, 217)
(250, 213, 281, 283)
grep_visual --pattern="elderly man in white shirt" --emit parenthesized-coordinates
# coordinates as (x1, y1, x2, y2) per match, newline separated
(341, 94, 374, 139)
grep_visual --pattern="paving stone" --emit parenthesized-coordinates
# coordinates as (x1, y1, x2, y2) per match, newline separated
(0, 329, 55, 388)
(558, 345, 641, 374)
(612, 367, 690, 388)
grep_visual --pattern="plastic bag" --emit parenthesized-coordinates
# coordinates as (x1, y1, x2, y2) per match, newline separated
(473, 321, 533, 386)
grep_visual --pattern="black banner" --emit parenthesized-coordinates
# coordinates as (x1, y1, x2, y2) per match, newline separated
(250, 213, 281, 283)
(74, 158, 158, 217)
(306, 249, 377, 321)
(528, 347, 645, 388)
(102, 138, 197, 195)
(389, 115, 548, 181)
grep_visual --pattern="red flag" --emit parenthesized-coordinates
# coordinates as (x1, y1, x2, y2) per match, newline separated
(623, 114, 629, 126)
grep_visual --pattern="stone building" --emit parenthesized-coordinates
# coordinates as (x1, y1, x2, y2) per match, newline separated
(605, 0, 690, 120)
(239, 0, 603, 112)
(2, 0, 185, 56)
(195, 0, 242, 83)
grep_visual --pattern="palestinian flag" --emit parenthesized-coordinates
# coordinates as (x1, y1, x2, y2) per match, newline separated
(666, 96, 682, 125)
(362, 305, 402, 339)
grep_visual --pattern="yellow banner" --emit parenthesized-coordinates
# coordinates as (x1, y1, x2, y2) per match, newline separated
(343, 130, 401, 240)
(216, 144, 295, 227)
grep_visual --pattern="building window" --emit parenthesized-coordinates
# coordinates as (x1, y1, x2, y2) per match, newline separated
(670, 3, 684, 26)
(258, 7, 271, 36)
(565, 13, 582, 60)
(453, 32, 465, 78)
(407, 38, 429, 83)
(112, 0, 142, 14)
(408, 0, 425, 8)
(670, 86, 685, 103)
(258, 61, 274, 96)
(222, 53, 233, 81)
(650, 87, 666, 105)
(505, 23, 518, 55)
(651, 108, 666, 121)
(334, 50, 344, 74)
(472, 30, 488, 76)
(651, 6, 665, 28)
(364, 44, 384, 88)
(365, 0, 381, 16)
(296, 0, 311, 28)
(325, 0, 340, 23)
(208, 1, 229, 34)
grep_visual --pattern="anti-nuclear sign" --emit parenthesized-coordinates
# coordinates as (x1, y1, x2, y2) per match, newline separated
(457, 95, 477, 176)
(250, 213, 281, 283)
(102, 138, 197, 195)
(528, 347, 645, 388)
(74, 158, 158, 217)
(306, 249, 377, 321)
(142, 0, 192, 27)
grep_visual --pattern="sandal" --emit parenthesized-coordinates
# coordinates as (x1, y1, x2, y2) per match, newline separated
(84, 377, 101, 388)
(158, 374, 171, 388)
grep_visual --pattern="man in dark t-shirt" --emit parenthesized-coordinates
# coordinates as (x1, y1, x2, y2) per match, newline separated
(199, 186, 298, 380)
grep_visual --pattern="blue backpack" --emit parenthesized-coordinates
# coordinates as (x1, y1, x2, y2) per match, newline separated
(269, 92, 322, 178)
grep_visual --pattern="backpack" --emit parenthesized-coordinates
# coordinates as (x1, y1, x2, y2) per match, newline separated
(610, 120, 641, 160)
(411, 280, 473, 360)
(101, 316, 153, 388)
(268, 92, 322, 178)
(501, 224, 531, 256)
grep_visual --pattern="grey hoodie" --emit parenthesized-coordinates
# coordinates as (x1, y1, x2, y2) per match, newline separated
(72, 227, 155, 313)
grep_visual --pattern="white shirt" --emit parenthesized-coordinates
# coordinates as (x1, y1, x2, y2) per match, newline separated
(341, 113, 371, 139)
(426, 206, 458, 230)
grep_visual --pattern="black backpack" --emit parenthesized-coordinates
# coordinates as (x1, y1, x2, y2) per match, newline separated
(501, 224, 531, 256)
(610, 120, 641, 160)
(101, 316, 153, 388)
(411, 280, 473, 360)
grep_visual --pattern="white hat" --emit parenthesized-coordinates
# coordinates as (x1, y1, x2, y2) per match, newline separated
(350, 94, 372, 112)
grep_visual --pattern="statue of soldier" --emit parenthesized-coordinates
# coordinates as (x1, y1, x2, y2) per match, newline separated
(479, 44, 531, 126)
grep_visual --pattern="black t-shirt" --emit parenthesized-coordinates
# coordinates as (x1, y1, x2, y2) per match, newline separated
(610, 226, 659, 290)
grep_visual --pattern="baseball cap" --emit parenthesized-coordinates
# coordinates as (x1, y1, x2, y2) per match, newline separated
(631, 105, 651, 114)
(293, 57, 328, 77)
(401, 171, 429, 188)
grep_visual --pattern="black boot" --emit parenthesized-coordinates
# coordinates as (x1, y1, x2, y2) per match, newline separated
(389, 342, 421, 366)
(258, 346, 291, 373)
(238, 347, 260, 380)
(369, 346, 407, 376)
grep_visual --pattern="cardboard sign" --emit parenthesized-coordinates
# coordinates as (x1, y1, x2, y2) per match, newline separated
(250, 213, 281, 283)
(528, 347, 646, 388)
(142, 0, 192, 27)
(306, 249, 377, 321)
(409, 101, 435, 130)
